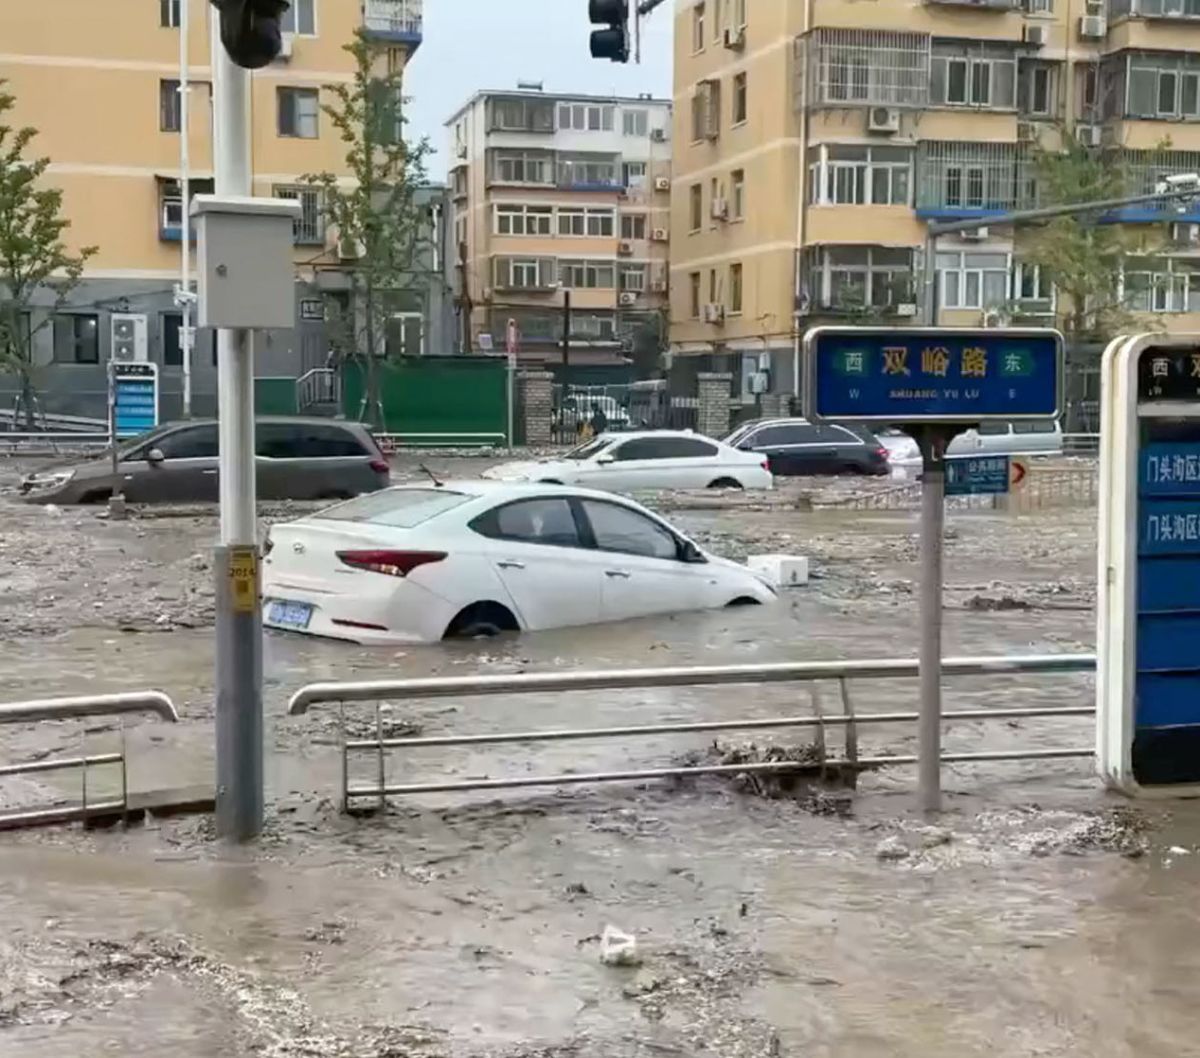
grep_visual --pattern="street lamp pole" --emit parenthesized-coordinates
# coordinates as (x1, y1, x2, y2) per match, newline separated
(177, 0, 195, 418)
(921, 182, 1200, 325)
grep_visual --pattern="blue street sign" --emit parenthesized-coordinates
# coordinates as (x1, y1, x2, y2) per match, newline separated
(945, 455, 1010, 497)
(112, 362, 159, 438)
(804, 327, 1063, 423)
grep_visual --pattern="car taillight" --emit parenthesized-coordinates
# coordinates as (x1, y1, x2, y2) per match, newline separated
(369, 459, 390, 474)
(263, 532, 274, 556)
(336, 549, 446, 577)
(761, 458, 770, 470)
(876, 448, 889, 460)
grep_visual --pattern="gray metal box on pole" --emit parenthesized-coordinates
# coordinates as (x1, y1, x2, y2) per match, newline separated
(191, 195, 301, 329)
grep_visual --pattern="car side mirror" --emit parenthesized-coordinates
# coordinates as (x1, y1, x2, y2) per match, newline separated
(595, 453, 616, 465)
(147, 447, 166, 465)
(680, 540, 707, 564)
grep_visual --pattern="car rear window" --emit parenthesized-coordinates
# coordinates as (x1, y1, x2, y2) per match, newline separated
(317, 489, 471, 528)
(258, 423, 371, 458)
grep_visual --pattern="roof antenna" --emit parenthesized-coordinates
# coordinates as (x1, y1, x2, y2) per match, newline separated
(418, 463, 444, 488)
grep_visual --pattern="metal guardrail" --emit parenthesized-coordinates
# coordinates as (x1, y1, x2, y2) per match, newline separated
(374, 432, 509, 452)
(0, 691, 179, 829)
(0, 431, 111, 455)
(286, 654, 1097, 809)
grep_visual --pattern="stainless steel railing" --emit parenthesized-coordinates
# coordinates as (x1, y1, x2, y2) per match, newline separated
(0, 691, 180, 829)
(286, 654, 1097, 809)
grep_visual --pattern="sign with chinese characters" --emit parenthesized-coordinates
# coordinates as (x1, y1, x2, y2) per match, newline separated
(1137, 346, 1200, 402)
(112, 362, 159, 439)
(945, 455, 1010, 497)
(803, 327, 1063, 423)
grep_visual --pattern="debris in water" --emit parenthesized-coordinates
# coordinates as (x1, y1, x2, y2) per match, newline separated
(600, 925, 641, 967)
(875, 836, 910, 861)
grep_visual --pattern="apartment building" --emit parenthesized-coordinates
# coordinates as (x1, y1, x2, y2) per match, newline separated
(670, 0, 1200, 402)
(446, 89, 672, 367)
(0, 0, 437, 420)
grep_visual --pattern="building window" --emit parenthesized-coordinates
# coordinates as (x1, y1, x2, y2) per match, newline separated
(1122, 257, 1200, 313)
(559, 260, 616, 289)
(731, 169, 746, 219)
(494, 203, 553, 236)
(931, 47, 1017, 109)
(689, 183, 702, 231)
(162, 313, 184, 367)
(277, 87, 319, 138)
(160, 79, 181, 132)
(710, 177, 720, 224)
(557, 156, 618, 187)
(53, 314, 99, 364)
(692, 2, 706, 51)
(273, 185, 326, 244)
(557, 103, 615, 131)
(492, 150, 552, 185)
(1012, 262, 1054, 312)
(937, 251, 1010, 310)
(620, 265, 647, 292)
(621, 214, 648, 240)
(1020, 63, 1054, 117)
(623, 109, 649, 136)
(809, 145, 911, 206)
(690, 79, 720, 140)
(622, 161, 647, 188)
(494, 256, 556, 290)
(689, 272, 702, 317)
(729, 263, 743, 314)
(160, 0, 181, 28)
(802, 246, 916, 310)
(281, 0, 316, 36)
(556, 208, 615, 237)
(490, 97, 555, 132)
(731, 0, 747, 26)
(732, 72, 748, 125)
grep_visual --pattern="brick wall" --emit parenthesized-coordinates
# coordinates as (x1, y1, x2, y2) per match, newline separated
(517, 370, 555, 446)
(697, 372, 733, 439)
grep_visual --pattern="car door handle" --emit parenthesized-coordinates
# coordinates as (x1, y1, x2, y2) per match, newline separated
(202, 469, 219, 475)
(497, 560, 525, 570)
(605, 569, 631, 579)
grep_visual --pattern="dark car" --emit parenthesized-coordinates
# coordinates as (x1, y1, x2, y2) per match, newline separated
(725, 418, 889, 477)
(20, 417, 390, 505)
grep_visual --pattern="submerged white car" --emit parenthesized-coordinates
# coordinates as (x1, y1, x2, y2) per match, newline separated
(262, 482, 777, 645)
(483, 430, 774, 492)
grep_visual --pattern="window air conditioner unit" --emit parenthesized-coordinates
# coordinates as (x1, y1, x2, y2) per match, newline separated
(1079, 14, 1106, 37)
(723, 26, 746, 50)
(650, 227, 669, 241)
(867, 107, 901, 134)
(110, 313, 149, 363)
(1017, 121, 1037, 143)
(702, 303, 726, 324)
(1077, 123, 1102, 147)
(618, 291, 638, 306)
(711, 197, 729, 220)
(276, 33, 294, 60)
(960, 226, 989, 241)
(337, 237, 365, 260)
(650, 278, 668, 293)
(982, 309, 1010, 328)
(895, 302, 918, 317)
(1172, 222, 1200, 244)
(617, 240, 634, 256)
(1023, 24, 1048, 46)
(1084, 0, 1104, 10)
(654, 176, 671, 192)
(651, 128, 667, 143)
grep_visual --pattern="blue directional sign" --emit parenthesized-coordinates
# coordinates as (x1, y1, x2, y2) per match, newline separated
(945, 455, 1010, 497)
(804, 327, 1063, 423)
(112, 362, 159, 438)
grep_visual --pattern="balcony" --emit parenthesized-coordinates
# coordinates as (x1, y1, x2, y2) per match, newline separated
(925, 0, 1019, 9)
(363, 0, 422, 50)
(914, 141, 1034, 221)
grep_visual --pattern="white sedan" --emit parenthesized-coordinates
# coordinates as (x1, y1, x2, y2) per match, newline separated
(262, 482, 777, 645)
(483, 430, 774, 492)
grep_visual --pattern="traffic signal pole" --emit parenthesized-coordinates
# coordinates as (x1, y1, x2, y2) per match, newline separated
(210, 3, 263, 841)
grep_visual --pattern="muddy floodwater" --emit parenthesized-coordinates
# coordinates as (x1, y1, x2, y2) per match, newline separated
(2, 455, 1200, 1057)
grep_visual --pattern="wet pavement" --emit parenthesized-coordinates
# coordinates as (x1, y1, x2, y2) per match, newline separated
(3, 454, 1199, 1056)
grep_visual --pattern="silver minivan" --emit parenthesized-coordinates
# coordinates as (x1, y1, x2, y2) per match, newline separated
(948, 420, 1064, 457)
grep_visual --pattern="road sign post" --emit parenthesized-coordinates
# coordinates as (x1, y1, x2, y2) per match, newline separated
(804, 326, 1063, 811)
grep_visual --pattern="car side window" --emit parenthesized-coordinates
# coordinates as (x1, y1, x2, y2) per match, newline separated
(978, 421, 1009, 436)
(582, 500, 679, 561)
(663, 438, 718, 458)
(156, 425, 219, 459)
(1013, 421, 1056, 434)
(474, 498, 582, 548)
(611, 437, 716, 461)
(754, 425, 811, 447)
(610, 438, 667, 461)
(812, 424, 862, 445)
(258, 423, 367, 458)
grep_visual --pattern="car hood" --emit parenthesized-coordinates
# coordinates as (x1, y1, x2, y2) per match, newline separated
(19, 459, 107, 493)
(483, 459, 573, 481)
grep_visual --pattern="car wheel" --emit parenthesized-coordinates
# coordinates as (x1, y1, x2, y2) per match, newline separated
(726, 596, 762, 607)
(444, 602, 520, 640)
(707, 477, 743, 490)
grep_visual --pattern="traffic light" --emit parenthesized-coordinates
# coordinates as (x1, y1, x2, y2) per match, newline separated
(589, 0, 630, 63)
(210, 0, 290, 69)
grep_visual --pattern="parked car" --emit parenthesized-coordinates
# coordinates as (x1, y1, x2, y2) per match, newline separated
(19, 417, 389, 505)
(724, 418, 888, 477)
(483, 430, 774, 491)
(262, 482, 777, 645)
(555, 394, 631, 434)
(877, 421, 1064, 473)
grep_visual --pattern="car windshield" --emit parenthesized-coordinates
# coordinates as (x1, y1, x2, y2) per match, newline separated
(114, 424, 177, 460)
(316, 488, 471, 528)
(565, 437, 615, 461)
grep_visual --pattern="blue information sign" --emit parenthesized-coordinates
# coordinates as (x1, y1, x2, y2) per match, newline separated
(804, 327, 1063, 423)
(112, 363, 159, 439)
(945, 455, 1010, 497)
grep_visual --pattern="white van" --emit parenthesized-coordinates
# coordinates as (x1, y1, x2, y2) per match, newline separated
(948, 420, 1063, 457)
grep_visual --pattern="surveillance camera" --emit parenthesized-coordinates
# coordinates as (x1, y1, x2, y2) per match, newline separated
(211, 0, 290, 70)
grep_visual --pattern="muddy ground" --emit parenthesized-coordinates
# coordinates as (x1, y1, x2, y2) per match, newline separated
(2, 453, 1199, 1058)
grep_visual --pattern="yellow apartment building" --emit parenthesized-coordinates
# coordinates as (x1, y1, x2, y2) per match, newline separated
(446, 88, 672, 367)
(669, 0, 1200, 412)
(0, 0, 428, 420)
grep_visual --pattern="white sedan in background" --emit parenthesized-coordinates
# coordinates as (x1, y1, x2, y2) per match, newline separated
(262, 482, 777, 645)
(483, 430, 774, 492)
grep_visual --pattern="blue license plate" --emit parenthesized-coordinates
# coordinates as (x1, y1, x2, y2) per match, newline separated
(267, 600, 313, 630)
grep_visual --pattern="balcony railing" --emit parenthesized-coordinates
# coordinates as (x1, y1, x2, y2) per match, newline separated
(363, 0, 423, 46)
(925, 0, 1019, 9)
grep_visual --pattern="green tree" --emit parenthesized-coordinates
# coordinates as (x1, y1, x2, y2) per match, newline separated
(304, 32, 433, 428)
(1017, 129, 1162, 339)
(0, 80, 96, 426)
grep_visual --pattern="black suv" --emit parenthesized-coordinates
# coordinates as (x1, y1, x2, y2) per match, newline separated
(725, 418, 888, 477)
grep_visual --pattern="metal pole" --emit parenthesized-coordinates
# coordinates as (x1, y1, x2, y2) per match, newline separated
(921, 228, 937, 326)
(211, 8, 262, 841)
(179, 0, 193, 418)
(916, 427, 948, 812)
(562, 288, 571, 371)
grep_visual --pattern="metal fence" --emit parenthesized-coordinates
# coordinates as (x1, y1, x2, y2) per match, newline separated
(0, 691, 179, 829)
(286, 653, 1096, 811)
(551, 384, 698, 444)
